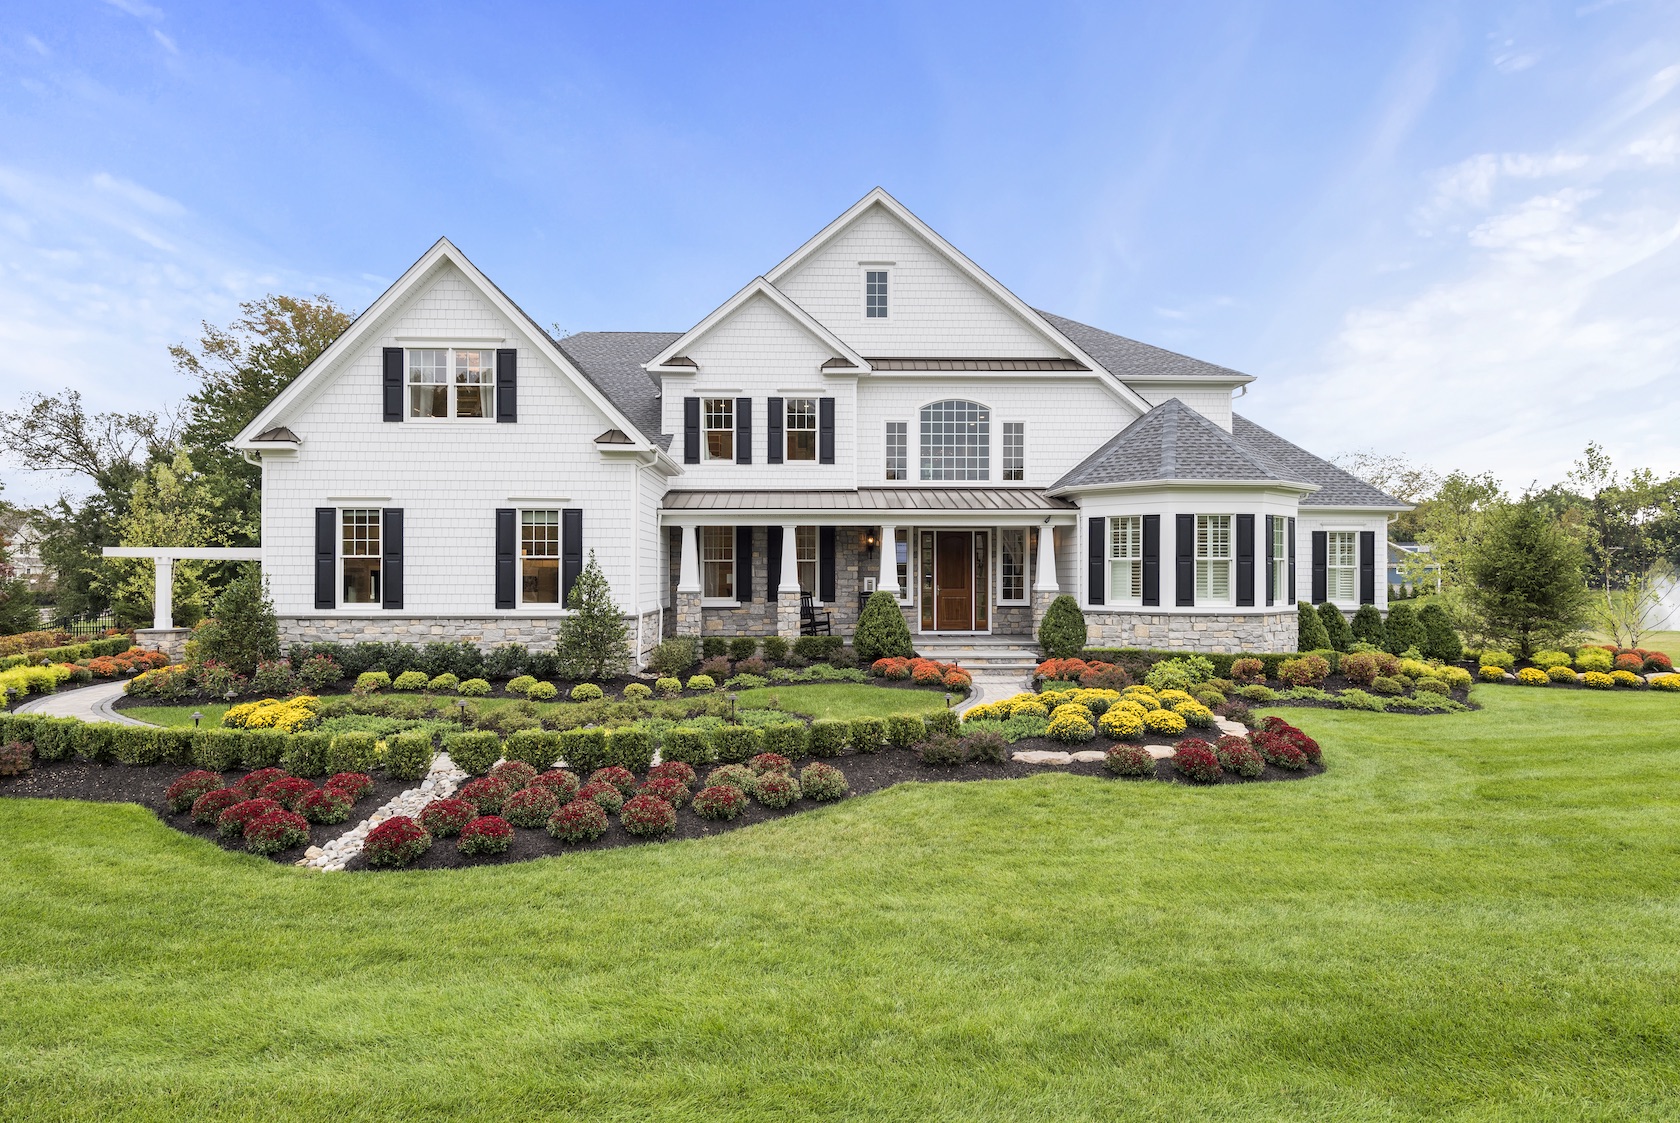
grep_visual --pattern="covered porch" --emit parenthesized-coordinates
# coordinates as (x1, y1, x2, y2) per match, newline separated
(659, 488, 1077, 641)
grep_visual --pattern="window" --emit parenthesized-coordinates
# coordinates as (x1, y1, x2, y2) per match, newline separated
(1000, 527, 1028, 602)
(1327, 530, 1357, 603)
(896, 536, 911, 602)
(796, 526, 818, 597)
(919, 400, 990, 481)
(521, 510, 560, 605)
(408, 348, 494, 419)
(1270, 517, 1288, 604)
(786, 398, 817, 461)
(703, 399, 734, 461)
(1196, 515, 1232, 604)
(341, 509, 381, 604)
(1002, 422, 1024, 481)
(1110, 516, 1143, 604)
(701, 526, 734, 599)
(885, 421, 907, 481)
(865, 270, 888, 318)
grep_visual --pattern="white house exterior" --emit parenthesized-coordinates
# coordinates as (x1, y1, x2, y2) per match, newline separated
(232, 188, 1404, 659)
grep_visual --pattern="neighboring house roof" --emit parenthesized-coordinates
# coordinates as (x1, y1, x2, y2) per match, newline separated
(663, 487, 1076, 512)
(553, 331, 680, 450)
(1229, 416, 1407, 509)
(1035, 311, 1254, 384)
(1052, 399, 1306, 491)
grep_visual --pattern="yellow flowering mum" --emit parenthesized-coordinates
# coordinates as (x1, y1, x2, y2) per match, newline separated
(1046, 709, 1095, 744)
(1582, 671, 1614, 690)
(1515, 667, 1549, 686)
(1098, 706, 1144, 740)
(1173, 700, 1214, 727)
(1479, 665, 1508, 682)
(1049, 702, 1095, 725)
(1610, 669, 1643, 687)
(1143, 708, 1187, 736)
(1547, 666, 1578, 683)
(1157, 689, 1195, 708)
(223, 695, 320, 733)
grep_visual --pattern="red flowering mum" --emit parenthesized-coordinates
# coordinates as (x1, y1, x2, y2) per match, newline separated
(530, 769, 580, 800)
(547, 798, 607, 843)
(647, 761, 697, 787)
(752, 771, 800, 808)
(1258, 718, 1320, 765)
(1615, 653, 1646, 673)
(576, 780, 624, 813)
(165, 770, 223, 814)
(457, 776, 511, 814)
(217, 797, 282, 839)
(1103, 744, 1156, 778)
(259, 777, 317, 810)
(637, 775, 690, 808)
(244, 809, 310, 855)
(418, 797, 475, 837)
(748, 752, 792, 776)
(619, 794, 676, 838)
(693, 784, 748, 821)
(588, 766, 638, 795)
(1035, 657, 1089, 682)
(325, 772, 374, 802)
(363, 816, 432, 868)
(1213, 734, 1265, 779)
(942, 669, 972, 692)
(1172, 740, 1222, 784)
(457, 815, 513, 855)
(490, 760, 539, 789)
(191, 787, 242, 826)
(1645, 651, 1674, 673)
(297, 786, 352, 824)
(1251, 731, 1307, 770)
(234, 767, 288, 798)
(502, 785, 561, 828)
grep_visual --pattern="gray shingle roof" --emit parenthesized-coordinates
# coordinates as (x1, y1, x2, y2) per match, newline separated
(1230, 415, 1406, 508)
(1052, 399, 1297, 490)
(552, 331, 681, 450)
(1036, 310, 1251, 382)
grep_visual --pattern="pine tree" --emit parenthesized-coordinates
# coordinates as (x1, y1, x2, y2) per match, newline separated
(1036, 594, 1088, 659)
(556, 552, 631, 682)
(1466, 498, 1589, 658)
(1384, 601, 1427, 656)
(855, 589, 914, 663)
(1296, 601, 1330, 652)
(1418, 601, 1463, 663)
(192, 564, 279, 674)
(1350, 603, 1387, 649)
(1317, 602, 1353, 651)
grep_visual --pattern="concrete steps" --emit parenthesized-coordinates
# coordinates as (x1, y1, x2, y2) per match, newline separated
(913, 636, 1042, 672)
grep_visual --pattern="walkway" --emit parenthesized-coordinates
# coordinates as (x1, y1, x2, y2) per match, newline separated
(15, 679, 146, 726)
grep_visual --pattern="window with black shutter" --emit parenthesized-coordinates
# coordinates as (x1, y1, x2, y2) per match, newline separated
(1236, 513, 1255, 607)
(495, 509, 516, 609)
(683, 398, 700, 464)
(1142, 514, 1160, 606)
(818, 397, 835, 464)
(767, 398, 784, 465)
(1175, 514, 1195, 606)
(1359, 530, 1376, 604)
(382, 348, 404, 422)
(1311, 530, 1328, 604)
(766, 526, 783, 601)
(495, 349, 517, 423)
(736, 398, 753, 464)
(1087, 517, 1104, 606)
(561, 509, 583, 605)
(819, 526, 837, 602)
(381, 508, 404, 610)
(736, 526, 753, 604)
(314, 508, 335, 608)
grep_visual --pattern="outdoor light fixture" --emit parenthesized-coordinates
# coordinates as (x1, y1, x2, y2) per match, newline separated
(728, 691, 738, 721)
(191, 711, 202, 728)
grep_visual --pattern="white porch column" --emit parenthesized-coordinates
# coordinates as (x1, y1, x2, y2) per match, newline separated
(1034, 525, 1060, 591)
(778, 523, 802, 595)
(153, 555, 175, 630)
(677, 524, 701, 593)
(877, 525, 900, 596)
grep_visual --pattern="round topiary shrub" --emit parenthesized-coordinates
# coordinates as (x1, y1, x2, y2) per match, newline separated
(570, 683, 605, 701)
(1037, 594, 1088, 659)
(458, 815, 513, 855)
(527, 682, 559, 701)
(1172, 739, 1222, 783)
(548, 798, 608, 842)
(589, 765, 638, 795)
(234, 766, 288, 798)
(217, 797, 281, 840)
(505, 675, 538, 697)
(885, 713, 927, 749)
(1143, 709, 1187, 736)
(748, 752, 793, 776)
(637, 775, 690, 808)
(458, 777, 511, 815)
(531, 768, 581, 800)
(326, 771, 374, 802)
(918, 735, 965, 765)
(1104, 744, 1156, 777)
(685, 674, 716, 692)
(191, 787, 242, 826)
(502, 785, 561, 828)
(648, 760, 697, 787)
(807, 718, 848, 758)
(491, 760, 539, 789)
(418, 797, 475, 837)
(855, 589, 914, 664)
(799, 761, 848, 801)
(1213, 734, 1265, 778)
(259, 776, 317, 811)
(244, 808, 310, 855)
(577, 780, 625, 813)
(694, 784, 749, 821)
(620, 793, 677, 837)
(392, 670, 428, 691)
(655, 676, 683, 697)
(166, 770, 223, 814)
(455, 678, 489, 697)
(427, 673, 461, 694)
(752, 772, 801, 808)
(363, 816, 432, 867)
(1515, 667, 1550, 686)
(298, 786, 352, 824)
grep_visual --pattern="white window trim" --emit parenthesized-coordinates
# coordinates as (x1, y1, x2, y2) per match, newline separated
(896, 532, 915, 606)
(1326, 529, 1359, 606)
(885, 420, 909, 481)
(997, 526, 1030, 605)
(1269, 516, 1289, 605)
(1002, 421, 1026, 483)
(517, 508, 562, 610)
(700, 526, 736, 605)
(1195, 514, 1234, 607)
(701, 398, 735, 462)
(1108, 515, 1143, 606)
(918, 399, 992, 483)
(406, 346, 497, 423)
(339, 507, 382, 608)
(786, 397, 818, 463)
(861, 265, 892, 321)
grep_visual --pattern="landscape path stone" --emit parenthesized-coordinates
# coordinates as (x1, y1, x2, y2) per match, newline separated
(301, 751, 467, 871)
(15, 679, 145, 725)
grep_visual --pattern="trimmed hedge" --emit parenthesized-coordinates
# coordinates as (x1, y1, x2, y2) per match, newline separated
(660, 727, 712, 766)
(386, 730, 435, 781)
(0, 635, 133, 673)
(504, 729, 560, 771)
(711, 725, 760, 764)
(443, 731, 500, 776)
(280, 733, 331, 778)
(559, 727, 609, 773)
(1079, 646, 1345, 680)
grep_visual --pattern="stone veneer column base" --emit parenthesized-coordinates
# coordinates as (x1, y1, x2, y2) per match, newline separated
(1081, 610, 1296, 653)
(675, 593, 703, 640)
(776, 596, 801, 640)
(1030, 591, 1057, 643)
(134, 627, 193, 662)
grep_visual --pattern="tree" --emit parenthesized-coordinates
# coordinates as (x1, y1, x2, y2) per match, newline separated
(856, 589, 915, 662)
(1037, 595, 1087, 659)
(1350, 603, 1387, 649)
(1416, 471, 1505, 591)
(97, 451, 228, 629)
(1335, 451, 1441, 543)
(555, 552, 630, 681)
(1383, 602, 1426, 656)
(1418, 602, 1463, 663)
(1466, 498, 1590, 658)
(1317, 602, 1352, 651)
(1297, 601, 1330, 651)
(191, 564, 279, 674)
(1591, 561, 1676, 648)
(0, 486, 37, 635)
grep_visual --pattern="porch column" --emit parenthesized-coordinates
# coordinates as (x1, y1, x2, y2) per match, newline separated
(777, 523, 802, 639)
(877, 525, 900, 597)
(1032, 524, 1060, 640)
(675, 524, 702, 640)
(153, 555, 175, 630)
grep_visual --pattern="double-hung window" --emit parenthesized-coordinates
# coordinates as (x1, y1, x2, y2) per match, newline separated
(1270, 518, 1288, 604)
(885, 422, 908, 480)
(701, 526, 734, 599)
(521, 510, 560, 605)
(786, 398, 817, 461)
(920, 400, 989, 481)
(1000, 527, 1028, 602)
(1196, 515, 1233, 604)
(1327, 530, 1357, 603)
(408, 348, 495, 419)
(865, 270, 888, 318)
(341, 509, 381, 604)
(895, 535, 911, 602)
(1110, 516, 1143, 604)
(796, 526, 818, 596)
(1002, 422, 1024, 481)
(703, 399, 734, 461)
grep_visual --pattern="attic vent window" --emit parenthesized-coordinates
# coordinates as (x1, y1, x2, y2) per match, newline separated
(865, 270, 888, 318)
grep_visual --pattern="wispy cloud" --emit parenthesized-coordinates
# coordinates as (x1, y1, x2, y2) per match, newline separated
(101, 0, 165, 20)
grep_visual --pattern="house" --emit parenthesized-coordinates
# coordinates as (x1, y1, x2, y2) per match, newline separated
(1388, 540, 1439, 593)
(231, 188, 1405, 661)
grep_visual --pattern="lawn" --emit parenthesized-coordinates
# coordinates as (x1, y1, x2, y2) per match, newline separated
(2, 688, 1678, 1120)
(121, 702, 233, 728)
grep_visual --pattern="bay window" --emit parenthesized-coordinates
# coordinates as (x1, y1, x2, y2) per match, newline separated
(1110, 515, 1143, 604)
(1196, 515, 1232, 604)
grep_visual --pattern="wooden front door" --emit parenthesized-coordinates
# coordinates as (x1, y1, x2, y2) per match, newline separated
(935, 531, 973, 630)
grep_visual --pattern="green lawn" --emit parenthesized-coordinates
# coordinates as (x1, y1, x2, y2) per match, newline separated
(3, 688, 1679, 1120)
(121, 702, 233, 728)
(1588, 629, 1680, 660)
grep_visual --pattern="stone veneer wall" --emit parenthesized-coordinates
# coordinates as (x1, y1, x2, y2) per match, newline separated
(280, 610, 666, 666)
(668, 527, 873, 638)
(1082, 610, 1296, 654)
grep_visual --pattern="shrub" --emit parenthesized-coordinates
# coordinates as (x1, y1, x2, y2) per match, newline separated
(1515, 667, 1550, 686)
(324, 732, 377, 775)
(638, 775, 691, 807)
(1350, 603, 1387, 649)
(758, 723, 807, 759)
(746, 753, 792, 777)
(606, 726, 656, 773)
(458, 777, 511, 815)
(710, 724, 760, 763)
(724, 637, 756, 662)
(1575, 648, 1613, 673)
(1317, 603, 1353, 652)
(1531, 650, 1572, 670)
(1251, 731, 1306, 770)
(1172, 739, 1222, 783)
(647, 760, 696, 787)
(701, 638, 727, 660)
(1339, 652, 1379, 687)
(752, 772, 801, 807)
(1037, 594, 1087, 659)
(885, 713, 927, 749)
(278, 733, 330, 778)
(1143, 709, 1187, 736)
(792, 635, 843, 662)
(555, 553, 632, 681)
(458, 815, 513, 855)
(849, 716, 886, 753)
(622, 682, 652, 701)
(1174, 701, 1215, 729)
(1230, 657, 1266, 684)
(693, 783, 748, 821)
(964, 730, 1008, 763)
(217, 797, 281, 840)
(326, 771, 375, 802)
(531, 768, 581, 800)
(502, 785, 561, 828)
(30, 718, 78, 763)
(1416, 602, 1461, 662)
(649, 637, 697, 678)
(571, 683, 605, 702)
(685, 674, 717, 692)
(383, 730, 434, 781)
(699, 656, 733, 679)
(1479, 649, 1516, 670)
(873, 657, 912, 680)
(800, 761, 848, 800)
(505, 675, 538, 697)
(1097, 707, 1145, 741)
(801, 718, 848, 758)
(1234, 684, 1278, 703)
(191, 729, 245, 772)
(491, 759, 539, 789)
(762, 636, 790, 662)
(458, 678, 491, 697)
(589, 765, 639, 795)
(1277, 655, 1330, 687)
(1614, 653, 1645, 674)
(1651, 674, 1680, 692)
(660, 727, 712, 766)
(1644, 652, 1673, 673)
(1046, 708, 1095, 744)
(1611, 669, 1644, 687)
(918, 734, 965, 765)
(192, 565, 280, 675)
(441, 731, 499, 776)
(392, 670, 428, 691)
(654, 677, 683, 698)
(1370, 675, 1408, 696)
(191, 787, 242, 825)
(1382, 602, 1426, 656)
(1297, 601, 1330, 651)
(705, 764, 755, 791)
(244, 809, 310, 855)
(1213, 735, 1265, 778)
(1415, 677, 1451, 695)
(527, 682, 558, 701)
(1479, 665, 1508, 682)
(723, 672, 768, 691)
(259, 777, 317, 810)
(495, 729, 553, 772)
(548, 798, 608, 842)
(577, 780, 624, 813)
(412, 797, 471, 837)
(355, 671, 392, 694)
(559, 727, 609, 773)
(1104, 744, 1156, 777)
(297, 786, 351, 824)
(165, 770, 223, 814)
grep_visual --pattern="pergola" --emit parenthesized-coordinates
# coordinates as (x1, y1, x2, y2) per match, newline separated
(102, 547, 264, 630)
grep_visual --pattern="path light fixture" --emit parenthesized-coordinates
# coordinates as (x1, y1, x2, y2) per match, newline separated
(3, 686, 17, 709)
(224, 689, 237, 703)
(192, 711, 202, 728)
(728, 691, 737, 722)
(945, 691, 953, 710)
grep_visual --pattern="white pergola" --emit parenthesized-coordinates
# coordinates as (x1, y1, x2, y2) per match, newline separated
(102, 547, 263, 630)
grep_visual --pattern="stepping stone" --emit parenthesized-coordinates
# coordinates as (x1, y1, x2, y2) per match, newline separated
(1214, 718, 1248, 736)
(1069, 750, 1107, 763)
(1012, 750, 1072, 765)
(1145, 745, 1175, 760)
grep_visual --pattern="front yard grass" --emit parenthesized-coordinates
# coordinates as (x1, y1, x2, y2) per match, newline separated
(2, 687, 1678, 1120)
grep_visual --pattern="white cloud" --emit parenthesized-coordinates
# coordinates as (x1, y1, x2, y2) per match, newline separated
(150, 28, 177, 54)
(24, 35, 49, 56)
(101, 0, 165, 20)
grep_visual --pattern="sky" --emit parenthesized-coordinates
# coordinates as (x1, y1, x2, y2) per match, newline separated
(2, 0, 1679, 505)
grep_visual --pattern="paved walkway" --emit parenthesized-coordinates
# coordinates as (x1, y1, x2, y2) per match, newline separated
(15, 679, 146, 725)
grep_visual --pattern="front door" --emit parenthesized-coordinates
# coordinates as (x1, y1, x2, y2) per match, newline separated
(935, 531, 973, 630)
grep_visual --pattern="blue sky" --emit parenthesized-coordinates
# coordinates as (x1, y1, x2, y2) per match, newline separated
(3, 0, 1679, 503)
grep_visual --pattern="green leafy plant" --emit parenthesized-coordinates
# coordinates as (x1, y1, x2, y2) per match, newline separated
(190, 565, 279, 676)
(555, 552, 631, 682)
(1037, 594, 1087, 659)
(855, 590, 914, 663)
(1350, 603, 1387, 649)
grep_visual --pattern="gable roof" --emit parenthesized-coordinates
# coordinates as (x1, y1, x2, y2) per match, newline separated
(644, 277, 867, 374)
(554, 331, 679, 449)
(1051, 398, 1309, 492)
(1035, 311, 1255, 384)
(1230, 415, 1408, 508)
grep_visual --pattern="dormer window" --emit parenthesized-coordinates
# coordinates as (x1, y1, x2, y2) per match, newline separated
(865, 270, 888, 318)
(409, 348, 495, 419)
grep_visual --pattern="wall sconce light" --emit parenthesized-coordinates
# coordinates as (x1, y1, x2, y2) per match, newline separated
(861, 529, 878, 556)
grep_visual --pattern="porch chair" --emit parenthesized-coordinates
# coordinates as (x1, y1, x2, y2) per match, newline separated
(799, 591, 833, 636)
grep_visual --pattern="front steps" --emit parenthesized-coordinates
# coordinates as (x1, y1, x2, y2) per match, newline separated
(912, 634, 1042, 674)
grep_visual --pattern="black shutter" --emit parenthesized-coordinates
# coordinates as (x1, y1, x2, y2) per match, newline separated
(1359, 530, 1376, 605)
(767, 398, 784, 464)
(314, 508, 335, 609)
(382, 348, 404, 422)
(495, 509, 516, 610)
(819, 526, 837, 602)
(1236, 513, 1255, 607)
(766, 526, 783, 602)
(1142, 514, 1160, 606)
(561, 509, 583, 606)
(1311, 530, 1328, 604)
(1087, 517, 1105, 606)
(736, 526, 753, 604)
(495, 349, 517, 423)
(1287, 517, 1297, 603)
(1265, 515, 1275, 607)
(683, 398, 700, 464)
(736, 397, 753, 464)
(819, 397, 835, 464)
(381, 508, 403, 610)
(1175, 514, 1195, 606)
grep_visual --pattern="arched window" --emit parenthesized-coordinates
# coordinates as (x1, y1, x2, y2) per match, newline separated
(919, 400, 990, 481)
